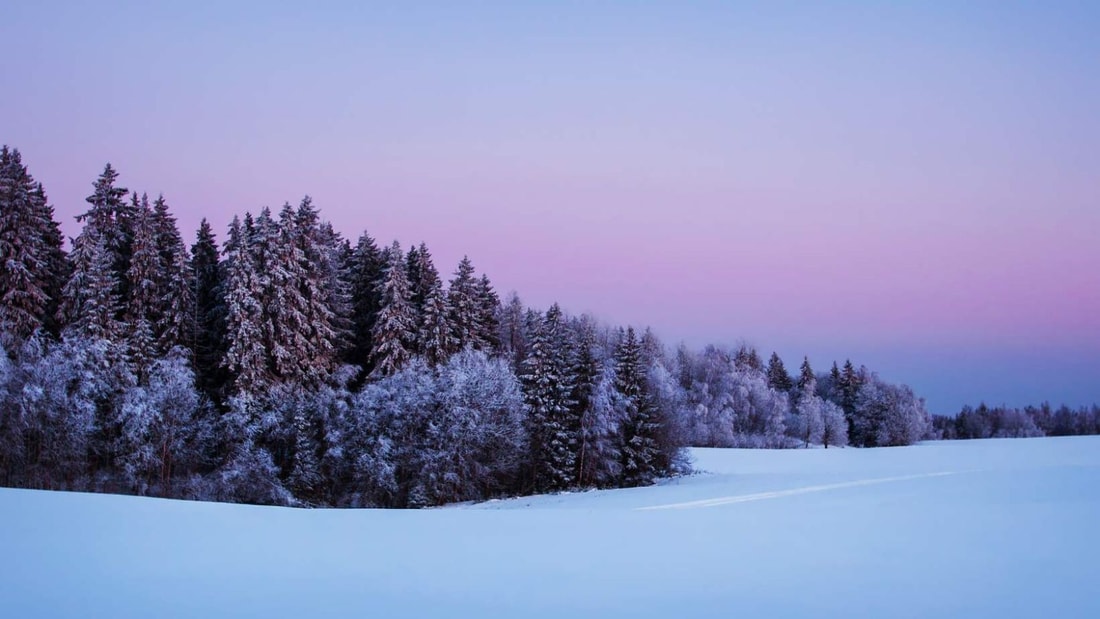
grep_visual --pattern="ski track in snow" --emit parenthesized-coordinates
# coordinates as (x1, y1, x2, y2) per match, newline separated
(637, 470, 968, 511)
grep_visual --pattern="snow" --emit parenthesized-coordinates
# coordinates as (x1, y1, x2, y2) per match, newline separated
(3, 437, 1098, 618)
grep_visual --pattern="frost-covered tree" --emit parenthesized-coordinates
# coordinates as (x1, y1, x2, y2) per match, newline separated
(498, 291, 528, 372)
(821, 399, 848, 448)
(615, 327, 661, 486)
(150, 195, 193, 354)
(447, 256, 482, 352)
(789, 381, 825, 447)
(766, 352, 793, 392)
(0, 147, 66, 346)
(521, 304, 576, 492)
(369, 241, 416, 378)
(221, 215, 269, 396)
(475, 274, 501, 352)
(115, 349, 202, 495)
(190, 219, 225, 397)
(124, 196, 159, 381)
(347, 231, 385, 375)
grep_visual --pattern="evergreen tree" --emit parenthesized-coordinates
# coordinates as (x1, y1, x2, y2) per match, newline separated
(615, 327, 660, 486)
(190, 219, 225, 398)
(568, 317, 602, 486)
(734, 344, 763, 373)
(124, 196, 159, 382)
(0, 147, 66, 346)
(447, 256, 482, 352)
(418, 277, 453, 366)
(347, 232, 385, 375)
(521, 304, 576, 492)
(766, 352, 793, 392)
(150, 195, 193, 354)
(60, 228, 121, 342)
(369, 242, 416, 378)
(221, 215, 269, 396)
(797, 356, 815, 392)
(475, 274, 501, 352)
(498, 291, 527, 373)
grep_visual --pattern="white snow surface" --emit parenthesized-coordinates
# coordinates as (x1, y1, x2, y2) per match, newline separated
(2, 437, 1098, 618)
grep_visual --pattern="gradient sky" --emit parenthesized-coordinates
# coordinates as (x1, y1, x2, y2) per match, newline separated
(2, 1, 1098, 413)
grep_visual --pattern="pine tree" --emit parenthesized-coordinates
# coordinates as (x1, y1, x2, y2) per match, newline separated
(734, 344, 764, 373)
(0, 147, 66, 346)
(406, 243, 446, 359)
(60, 227, 121, 342)
(418, 278, 453, 366)
(221, 215, 269, 396)
(60, 164, 131, 339)
(150, 195, 193, 354)
(615, 327, 660, 487)
(124, 196, 159, 382)
(447, 256, 482, 353)
(797, 356, 815, 392)
(568, 317, 601, 486)
(369, 242, 416, 378)
(766, 352, 793, 392)
(347, 232, 385, 375)
(190, 219, 225, 398)
(475, 274, 501, 352)
(498, 291, 527, 373)
(521, 304, 576, 492)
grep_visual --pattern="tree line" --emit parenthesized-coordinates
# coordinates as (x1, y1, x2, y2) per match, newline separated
(0, 146, 933, 507)
(931, 402, 1100, 441)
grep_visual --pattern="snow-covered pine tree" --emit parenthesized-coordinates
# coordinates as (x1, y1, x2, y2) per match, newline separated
(190, 219, 225, 397)
(60, 226, 121, 342)
(150, 195, 193, 354)
(447, 256, 482, 353)
(766, 352, 793, 392)
(418, 277, 453, 366)
(124, 195, 160, 382)
(59, 164, 134, 341)
(615, 326, 660, 487)
(221, 215, 269, 396)
(475, 274, 501, 352)
(797, 356, 815, 392)
(369, 241, 416, 378)
(568, 316, 602, 486)
(498, 291, 527, 373)
(406, 243, 447, 360)
(521, 303, 576, 492)
(0, 147, 66, 346)
(284, 197, 340, 386)
(347, 232, 385, 375)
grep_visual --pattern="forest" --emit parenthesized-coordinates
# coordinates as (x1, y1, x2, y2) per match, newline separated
(0, 145, 1000, 507)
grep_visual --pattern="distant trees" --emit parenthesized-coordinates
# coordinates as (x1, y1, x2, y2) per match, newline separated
(932, 402, 1097, 441)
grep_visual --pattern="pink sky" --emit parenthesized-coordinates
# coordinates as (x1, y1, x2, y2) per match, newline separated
(2, 2, 1097, 411)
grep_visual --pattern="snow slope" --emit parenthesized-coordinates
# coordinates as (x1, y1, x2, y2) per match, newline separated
(2, 437, 1098, 618)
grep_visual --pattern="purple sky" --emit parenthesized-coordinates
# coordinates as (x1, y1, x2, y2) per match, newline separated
(3, 2, 1098, 413)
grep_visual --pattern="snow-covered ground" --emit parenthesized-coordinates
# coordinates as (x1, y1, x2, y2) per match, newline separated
(2, 437, 1098, 618)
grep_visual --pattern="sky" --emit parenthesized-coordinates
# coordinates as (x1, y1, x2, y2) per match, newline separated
(2, 1, 1097, 413)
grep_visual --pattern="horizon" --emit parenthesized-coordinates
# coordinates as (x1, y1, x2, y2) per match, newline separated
(3, 1, 1097, 414)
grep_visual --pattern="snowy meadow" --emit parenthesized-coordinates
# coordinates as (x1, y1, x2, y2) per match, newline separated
(3, 436, 1097, 618)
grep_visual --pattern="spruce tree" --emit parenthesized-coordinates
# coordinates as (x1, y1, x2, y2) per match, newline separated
(447, 256, 482, 352)
(369, 241, 416, 378)
(568, 317, 601, 486)
(498, 291, 527, 372)
(347, 232, 385, 375)
(0, 147, 66, 346)
(521, 304, 576, 492)
(475, 274, 501, 352)
(124, 196, 160, 382)
(766, 352, 793, 392)
(797, 356, 815, 392)
(616, 327, 660, 487)
(406, 243, 443, 357)
(150, 195, 193, 354)
(221, 215, 269, 396)
(190, 219, 225, 398)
